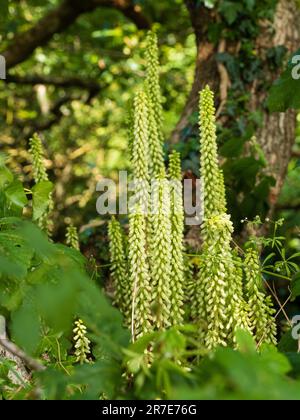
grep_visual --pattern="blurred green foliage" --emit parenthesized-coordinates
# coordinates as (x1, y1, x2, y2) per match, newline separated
(0, 0, 195, 235)
(0, 0, 300, 400)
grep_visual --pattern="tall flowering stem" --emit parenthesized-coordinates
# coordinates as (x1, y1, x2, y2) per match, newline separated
(29, 133, 53, 235)
(244, 245, 277, 346)
(199, 86, 226, 218)
(197, 86, 253, 349)
(145, 31, 164, 146)
(129, 209, 153, 340)
(132, 91, 150, 212)
(66, 225, 80, 250)
(149, 177, 172, 330)
(73, 319, 91, 364)
(108, 217, 130, 323)
(168, 151, 185, 325)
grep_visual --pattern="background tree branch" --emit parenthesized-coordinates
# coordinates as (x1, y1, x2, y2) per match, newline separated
(1, 0, 150, 70)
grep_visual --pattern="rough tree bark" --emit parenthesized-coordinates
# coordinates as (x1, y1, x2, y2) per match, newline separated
(172, 0, 300, 222)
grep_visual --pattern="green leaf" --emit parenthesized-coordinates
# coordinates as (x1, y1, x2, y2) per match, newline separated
(0, 164, 13, 189)
(11, 300, 41, 355)
(235, 329, 256, 353)
(284, 353, 300, 378)
(220, 137, 247, 158)
(32, 181, 53, 221)
(278, 329, 299, 352)
(219, 1, 243, 24)
(5, 180, 27, 209)
(267, 49, 300, 112)
(0, 231, 34, 280)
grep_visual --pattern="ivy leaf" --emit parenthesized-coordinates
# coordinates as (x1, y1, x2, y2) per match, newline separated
(267, 49, 300, 112)
(32, 181, 53, 221)
(219, 2, 243, 24)
(220, 137, 247, 157)
(244, 0, 255, 10)
(291, 271, 300, 301)
(278, 329, 299, 352)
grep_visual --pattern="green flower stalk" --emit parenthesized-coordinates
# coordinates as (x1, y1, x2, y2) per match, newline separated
(197, 86, 232, 347)
(127, 105, 134, 159)
(244, 245, 277, 346)
(29, 133, 54, 234)
(29, 133, 49, 183)
(149, 177, 172, 330)
(184, 256, 198, 321)
(128, 208, 153, 340)
(168, 151, 185, 325)
(132, 91, 150, 213)
(228, 251, 252, 343)
(66, 225, 80, 250)
(108, 217, 131, 323)
(145, 30, 164, 146)
(73, 319, 91, 364)
(216, 169, 227, 214)
(199, 214, 233, 349)
(196, 85, 255, 348)
(199, 86, 226, 218)
(146, 92, 165, 179)
(145, 31, 165, 178)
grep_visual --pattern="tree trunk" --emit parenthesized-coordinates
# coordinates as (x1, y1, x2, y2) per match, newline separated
(173, 0, 300, 222)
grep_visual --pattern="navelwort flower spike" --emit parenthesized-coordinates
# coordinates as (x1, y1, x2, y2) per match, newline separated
(29, 133, 54, 235)
(73, 319, 91, 364)
(197, 86, 253, 349)
(108, 217, 131, 323)
(66, 225, 80, 250)
(132, 90, 150, 212)
(128, 207, 153, 340)
(145, 30, 164, 146)
(244, 245, 277, 346)
(199, 86, 226, 218)
(228, 251, 252, 344)
(29, 133, 49, 183)
(199, 214, 233, 349)
(149, 176, 172, 330)
(146, 91, 165, 179)
(168, 151, 185, 325)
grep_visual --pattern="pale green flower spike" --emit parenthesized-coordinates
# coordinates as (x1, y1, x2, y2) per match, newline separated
(66, 225, 80, 250)
(184, 256, 198, 321)
(146, 91, 165, 179)
(108, 217, 131, 323)
(73, 319, 91, 364)
(216, 169, 227, 214)
(132, 91, 150, 212)
(29, 133, 48, 183)
(199, 86, 225, 218)
(29, 133, 53, 234)
(200, 214, 233, 349)
(128, 208, 153, 340)
(197, 86, 256, 349)
(168, 151, 185, 325)
(149, 176, 172, 330)
(145, 30, 164, 146)
(126, 105, 134, 159)
(244, 245, 277, 346)
(228, 251, 252, 344)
